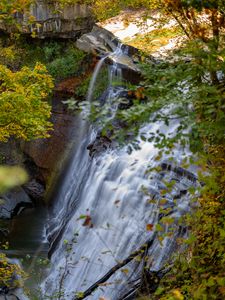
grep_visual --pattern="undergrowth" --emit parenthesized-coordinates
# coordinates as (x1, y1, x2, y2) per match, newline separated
(152, 146, 225, 299)
(0, 36, 87, 81)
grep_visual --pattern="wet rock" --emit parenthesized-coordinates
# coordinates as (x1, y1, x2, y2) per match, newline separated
(121, 67, 143, 85)
(161, 162, 198, 182)
(0, 219, 9, 240)
(23, 179, 45, 202)
(21, 94, 78, 183)
(0, 286, 10, 296)
(0, 187, 33, 219)
(87, 135, 112, 157)
(0, 142, 42, 219)
(23, 155, 45, 185)
(116, 90, 135, 110)
(108, 52, 139, 72)
(0, 228, 8, 239)
(76, 25, 142, 81)
(76, 25, 142, 58)
(0, 140, 24, 166)
(99, 88, 134, 109)
(117, 97, 133, 110)
(101, 87, 145, 110)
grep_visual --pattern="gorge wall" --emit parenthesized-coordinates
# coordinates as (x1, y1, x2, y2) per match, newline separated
(0, 0, 95, 38)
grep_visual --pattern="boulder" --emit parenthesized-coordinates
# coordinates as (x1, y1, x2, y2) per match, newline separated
(0, 187, 33, 219)
(76, 25, 118, 54)
(87, 135, 112, 157)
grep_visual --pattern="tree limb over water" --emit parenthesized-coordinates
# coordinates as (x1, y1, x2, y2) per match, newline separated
(73, 234, 156, 300)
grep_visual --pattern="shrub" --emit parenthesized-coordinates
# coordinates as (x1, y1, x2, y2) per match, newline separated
(47, 46, 85, 81)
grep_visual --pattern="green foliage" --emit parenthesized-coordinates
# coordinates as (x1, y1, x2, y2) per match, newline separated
(90, 35, 225, 150)
(42, 41, 62, 62)
(0, 63, 53, 141)
(0, 0, 32, 24)
(151, 154, 225, 299)
(1, 1, 225, 298)
(14, 40, 87, 81)
(0, 43, 23, 69)
(47, 45, 86, 80)
(75, 75, 91, 98)
(83, 67, 108, 98)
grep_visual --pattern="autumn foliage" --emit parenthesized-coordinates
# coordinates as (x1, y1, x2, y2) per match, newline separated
(0, 63, 53, 141)
(0, 0, 32, 22)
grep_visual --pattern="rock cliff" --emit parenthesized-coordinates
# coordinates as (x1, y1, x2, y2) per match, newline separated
(0, 0, 94, 38)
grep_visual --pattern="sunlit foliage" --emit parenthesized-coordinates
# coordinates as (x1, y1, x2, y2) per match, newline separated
(0, 63, 53, 142)
(0, 0, 32, 24)
(0, 252, 26, 288)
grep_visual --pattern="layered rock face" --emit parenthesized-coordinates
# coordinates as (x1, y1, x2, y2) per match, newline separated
(1, 0, 94, 38)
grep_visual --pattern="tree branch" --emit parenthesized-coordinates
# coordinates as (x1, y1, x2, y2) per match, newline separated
(73, 234, 156, 300)
(167, 9, 191, 39)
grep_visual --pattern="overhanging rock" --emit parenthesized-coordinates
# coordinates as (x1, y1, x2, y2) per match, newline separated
(76, 25, 142, 83)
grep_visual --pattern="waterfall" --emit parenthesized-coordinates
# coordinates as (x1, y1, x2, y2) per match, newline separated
(41, 43, 197, 300)
(87, 54, 110, 103)
(109, 43, 123, 84)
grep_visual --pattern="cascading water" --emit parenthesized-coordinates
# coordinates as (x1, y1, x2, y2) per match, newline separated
(42, 44, 197, 300)
(87, 54, 110, 104)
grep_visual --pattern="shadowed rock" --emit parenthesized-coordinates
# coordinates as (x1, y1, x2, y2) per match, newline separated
(87, 135, 112, 157)
(0, 187, 32, 219)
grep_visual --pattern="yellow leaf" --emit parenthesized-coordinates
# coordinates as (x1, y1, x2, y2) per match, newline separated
(172, 289, 184, 300)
